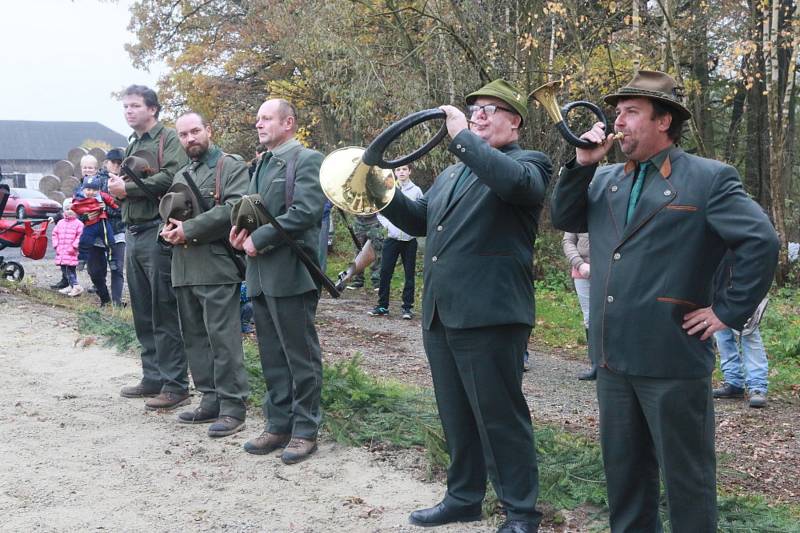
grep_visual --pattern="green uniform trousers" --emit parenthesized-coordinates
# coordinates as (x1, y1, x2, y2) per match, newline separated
(597, 368, 717, 532)
(252, 289, 322, 439)
(175, 283, 248, 420)
(126, 225, 188, 393)
(423, 315, 541, 524)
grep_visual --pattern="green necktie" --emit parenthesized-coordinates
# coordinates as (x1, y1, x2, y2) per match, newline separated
(626, 161, 651, 225)
(254, 152, 272, 190)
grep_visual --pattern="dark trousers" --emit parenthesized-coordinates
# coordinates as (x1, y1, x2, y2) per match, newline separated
(78, 220, 113, 262)
(423, 315, 541, 523)
(109, 241, 125, 305)
(377, 237, 417, 310)
(60, 265, 78, 286)
(252, 290, 322, 439)
(126, 225, 188, 393)
(86, 241, 125, 305)
(597, 368, 717, 532)
(176, 283, 248, 420)
(87, 246, 111, 304)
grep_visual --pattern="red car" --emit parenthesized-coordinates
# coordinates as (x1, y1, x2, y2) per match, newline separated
(2, 188, 63, 220)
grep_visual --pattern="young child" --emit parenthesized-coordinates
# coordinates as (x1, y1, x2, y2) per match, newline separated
(52, 199, 84, 296)
(71, 172, 118, 271)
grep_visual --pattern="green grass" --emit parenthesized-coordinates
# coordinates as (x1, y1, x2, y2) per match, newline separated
(758, 288, 800, 397)
(533, 282, 587, 355)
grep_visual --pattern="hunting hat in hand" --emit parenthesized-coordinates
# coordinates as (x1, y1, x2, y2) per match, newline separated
(466, 79, 528, 125)
(230, 194, 270, 233)
(604, 70, 692, 120)
(159, 182, 200, 222)
(122, 149, 158, 181)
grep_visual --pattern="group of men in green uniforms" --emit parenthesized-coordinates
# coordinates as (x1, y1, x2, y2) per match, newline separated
(104, 74, 778, 533)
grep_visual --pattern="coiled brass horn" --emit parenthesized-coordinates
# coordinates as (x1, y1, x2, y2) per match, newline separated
(531, 80, 614, 148)
(319, 147, 395, 216)
(320, 109, 448, 215)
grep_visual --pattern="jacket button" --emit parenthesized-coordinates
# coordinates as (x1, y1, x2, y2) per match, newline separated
(460, 148, 466, 153)
(611, 185, 618, 192)
(607, 295, 614, 303)
(432, 256, 438, 263)
(613, 252, 621, 260)
(436, 225, 443, 231)
(456, 144, 462, 149)
(664, 190, 672, 196)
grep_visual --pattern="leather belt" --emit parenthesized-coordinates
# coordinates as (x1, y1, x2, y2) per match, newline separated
(127, 218, 161, 235)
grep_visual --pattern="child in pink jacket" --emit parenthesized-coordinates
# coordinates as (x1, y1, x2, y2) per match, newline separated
(52, 199, 84, 296)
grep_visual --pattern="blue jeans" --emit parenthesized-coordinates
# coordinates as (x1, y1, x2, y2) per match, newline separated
(714, 327, 769, 392)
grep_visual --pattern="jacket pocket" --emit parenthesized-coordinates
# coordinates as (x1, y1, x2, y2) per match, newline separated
(665, 204, 698, 212)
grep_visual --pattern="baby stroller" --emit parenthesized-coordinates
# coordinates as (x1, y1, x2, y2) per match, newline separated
(0, 184, 51, 281)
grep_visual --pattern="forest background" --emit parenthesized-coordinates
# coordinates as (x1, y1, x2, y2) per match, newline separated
(125, 0, 799, 284)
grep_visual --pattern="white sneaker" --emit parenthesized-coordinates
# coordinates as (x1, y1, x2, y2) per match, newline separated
(68, 285, 84, 297)
(58, 286, 72, 294)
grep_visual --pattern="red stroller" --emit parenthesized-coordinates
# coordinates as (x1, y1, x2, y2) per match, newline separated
(0, 184, 52, 281)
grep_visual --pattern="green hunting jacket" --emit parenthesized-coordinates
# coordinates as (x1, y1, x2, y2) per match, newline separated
(550, 146, 779, 379)
(380, 130, 552, 330)
(169, 146, 249, 287)
(245, 138, 325, 298)
(122, 122, 189, 224)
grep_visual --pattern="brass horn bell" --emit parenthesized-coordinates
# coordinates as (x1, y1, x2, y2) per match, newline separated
(531, 80, 611, 148)
(319, 147, 395, 216)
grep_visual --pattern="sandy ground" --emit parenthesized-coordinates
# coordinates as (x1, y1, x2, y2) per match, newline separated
(0, 292, 501, 533)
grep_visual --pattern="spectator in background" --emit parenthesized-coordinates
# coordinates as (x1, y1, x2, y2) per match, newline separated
(712, 251, 771, 408)
(73, 174, 117, 306)
(562, 232, 593, 380)
(97, 148, 127, 306)
(369, 164, 423, 319)
(52, 199, 84, 297)
(348, 212, 384, 290)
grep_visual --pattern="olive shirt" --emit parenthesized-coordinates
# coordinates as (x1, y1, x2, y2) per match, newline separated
(122, 122, 189, 224)
(245, 138, 325, 298)
(550, 146, 779, 378)
(169, 145, 249, 287)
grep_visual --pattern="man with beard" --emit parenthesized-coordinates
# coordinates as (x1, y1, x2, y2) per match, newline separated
(108, 85, 189, 410)
(159, 112, 250, 437)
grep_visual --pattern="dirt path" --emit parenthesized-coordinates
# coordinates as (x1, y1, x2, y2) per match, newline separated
(4, 256, 799, 530)
(0, 292, 501, 532)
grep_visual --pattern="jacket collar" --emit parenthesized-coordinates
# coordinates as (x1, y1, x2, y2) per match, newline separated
(129, 121, 164, 142)
(193, 145, 222, 169)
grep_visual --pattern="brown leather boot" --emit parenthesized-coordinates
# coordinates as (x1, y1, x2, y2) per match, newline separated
(144, 391, 190, 411)
(281, 437, 318, 465)
(243, 431, 291, 455)
(120, 381, 161, 398)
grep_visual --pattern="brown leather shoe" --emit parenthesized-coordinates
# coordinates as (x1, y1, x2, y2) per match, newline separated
(177, 407, 218, 424)
(281, 437, 318, 465)
(243, 431, 291, 455)
(120, 381, 161, 398)
(208, 416, 246, 438)
(144, 391, 190, 411)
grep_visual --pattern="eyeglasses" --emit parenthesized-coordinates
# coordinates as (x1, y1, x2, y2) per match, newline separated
(467, 104, 515, 116)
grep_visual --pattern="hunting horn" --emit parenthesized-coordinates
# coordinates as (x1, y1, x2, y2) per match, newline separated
(320, 109, 448, 215)
(530, 80, 616, 148)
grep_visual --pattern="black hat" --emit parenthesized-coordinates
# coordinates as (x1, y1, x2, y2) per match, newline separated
(106, 148, 125, 162)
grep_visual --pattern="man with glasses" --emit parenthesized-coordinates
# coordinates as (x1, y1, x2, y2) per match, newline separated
(380, 79, 552, 533)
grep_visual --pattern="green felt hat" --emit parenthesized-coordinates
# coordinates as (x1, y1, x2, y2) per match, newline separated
(466, 79, 528, 124)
